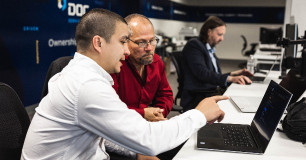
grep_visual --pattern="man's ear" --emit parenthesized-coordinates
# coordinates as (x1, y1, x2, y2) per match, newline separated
(92, 35, 103, 51)
(207, 29, 212, 35)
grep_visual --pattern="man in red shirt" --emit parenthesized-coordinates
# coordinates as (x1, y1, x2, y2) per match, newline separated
(111, 14, 173, 122)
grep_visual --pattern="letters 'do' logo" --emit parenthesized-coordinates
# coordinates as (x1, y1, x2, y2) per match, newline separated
(58, 0, 67, 11)
(57, 0, 89, 17)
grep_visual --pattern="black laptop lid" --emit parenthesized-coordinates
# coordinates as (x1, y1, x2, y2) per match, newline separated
(251, 80, 292, 152)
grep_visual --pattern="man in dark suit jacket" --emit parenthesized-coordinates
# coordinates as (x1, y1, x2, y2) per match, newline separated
(181, 16, 253, 112)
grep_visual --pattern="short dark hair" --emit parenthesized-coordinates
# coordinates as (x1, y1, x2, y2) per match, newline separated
(75, 8, 127, 51)
(199, 16, 226, 43)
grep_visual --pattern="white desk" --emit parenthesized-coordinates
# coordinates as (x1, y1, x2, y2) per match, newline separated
(173, 71, 306, 160)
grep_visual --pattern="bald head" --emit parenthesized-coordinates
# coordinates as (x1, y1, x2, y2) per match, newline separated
(125, 14, 153, 25)
(124, 14, 154, 36)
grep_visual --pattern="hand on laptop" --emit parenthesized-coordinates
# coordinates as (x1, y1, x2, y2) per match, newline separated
(227, 75, 252, 85)
(230, 68, 253, 77)
(195, 96, 228, 124)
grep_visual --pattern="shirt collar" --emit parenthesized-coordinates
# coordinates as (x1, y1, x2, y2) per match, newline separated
(205, 43, 215, 54)
(74, 52, 114, 85)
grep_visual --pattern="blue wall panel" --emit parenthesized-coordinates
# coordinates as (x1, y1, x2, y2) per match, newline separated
(0, 0, 108, 106)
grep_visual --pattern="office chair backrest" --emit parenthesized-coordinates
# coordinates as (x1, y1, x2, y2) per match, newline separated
(241, 35, 247, 53)
(169, 51, 184, 105)
(241, 35, 258, 57)
(0, 82, 30, 160)
(41, 56, 73, 99)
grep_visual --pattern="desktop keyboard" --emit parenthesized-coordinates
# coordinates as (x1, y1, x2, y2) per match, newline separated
(221, 125, 255, 148)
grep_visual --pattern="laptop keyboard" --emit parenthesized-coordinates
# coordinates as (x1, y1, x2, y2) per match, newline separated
(221, 125, 255, 148)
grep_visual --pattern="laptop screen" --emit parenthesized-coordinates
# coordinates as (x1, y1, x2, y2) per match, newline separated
(251, 80, 292, 152)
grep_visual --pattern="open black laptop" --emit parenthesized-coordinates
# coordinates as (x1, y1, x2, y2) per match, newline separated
(197, 80, 292, 154)
(248, 76, 266, 82)
(248, 70, 271, 83)
(248, 57, 278, 83)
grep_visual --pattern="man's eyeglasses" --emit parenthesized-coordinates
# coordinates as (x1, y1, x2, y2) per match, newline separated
(128, 38, 159, 48)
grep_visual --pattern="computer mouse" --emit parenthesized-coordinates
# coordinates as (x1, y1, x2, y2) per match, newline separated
(245, 82, 252, 85)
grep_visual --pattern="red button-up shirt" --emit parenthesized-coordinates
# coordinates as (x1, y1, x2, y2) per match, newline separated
(111, 54, 173, 117)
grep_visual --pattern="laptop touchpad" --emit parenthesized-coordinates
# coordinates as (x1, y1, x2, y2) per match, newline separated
(204, 129, 222, 138)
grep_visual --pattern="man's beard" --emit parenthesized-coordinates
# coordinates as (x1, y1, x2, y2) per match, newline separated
(139, 52, 154, 65)
(211, 41, 217, 48)
(211, 40, 222, 48)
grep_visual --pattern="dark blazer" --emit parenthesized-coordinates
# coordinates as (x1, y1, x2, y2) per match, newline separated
(182, 38, 229, 91)
(180, 38, 230, 111)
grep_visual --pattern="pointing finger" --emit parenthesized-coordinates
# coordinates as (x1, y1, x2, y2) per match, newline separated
(210, 96, 229, 102)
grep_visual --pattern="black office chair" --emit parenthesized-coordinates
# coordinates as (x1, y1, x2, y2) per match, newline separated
(241, 35, 258, 57)
(171, 51, 221, 112)
(168, 51, 184, 113)
(0, 82, 30, 160)
(239, 35, 258, 69)
(41, 56, 73, 99)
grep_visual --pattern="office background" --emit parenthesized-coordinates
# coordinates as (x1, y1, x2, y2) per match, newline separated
(0, 0, 305, 107)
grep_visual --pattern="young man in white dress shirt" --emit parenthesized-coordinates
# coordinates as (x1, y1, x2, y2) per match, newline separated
(21, 8, 228, 160)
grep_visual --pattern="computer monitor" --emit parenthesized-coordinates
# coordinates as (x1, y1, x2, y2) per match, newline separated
(260, 27, 283, 44)
(284, 24, 298, 58)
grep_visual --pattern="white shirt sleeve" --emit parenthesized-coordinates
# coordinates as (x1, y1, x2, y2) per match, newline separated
(77, 79, 206, 156)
